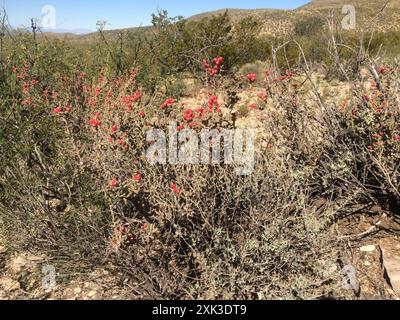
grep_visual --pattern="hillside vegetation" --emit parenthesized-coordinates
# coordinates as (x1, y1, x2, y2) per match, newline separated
(0, 0, 400, 300)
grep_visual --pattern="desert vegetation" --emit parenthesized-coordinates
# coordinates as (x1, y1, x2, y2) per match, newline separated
(0, 1, 399, 300)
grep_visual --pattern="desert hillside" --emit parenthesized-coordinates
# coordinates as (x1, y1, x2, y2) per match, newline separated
(42, 0, 400, 41)
(1, 0, 400, 302)
(186, 0, 400, 37)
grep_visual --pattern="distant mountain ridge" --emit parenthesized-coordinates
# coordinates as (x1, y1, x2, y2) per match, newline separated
(41, 28, 93, 35)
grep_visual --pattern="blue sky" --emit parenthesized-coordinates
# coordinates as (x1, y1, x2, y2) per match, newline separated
(3, 0, 310, 32)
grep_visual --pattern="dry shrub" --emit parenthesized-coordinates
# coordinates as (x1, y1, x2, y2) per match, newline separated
(0, 32, 399, 300)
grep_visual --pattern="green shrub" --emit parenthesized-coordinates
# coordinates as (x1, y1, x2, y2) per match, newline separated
(294, 16, 325, 37)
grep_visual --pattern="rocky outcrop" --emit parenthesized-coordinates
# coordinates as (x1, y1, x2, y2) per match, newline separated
(380, 240, 400, 293)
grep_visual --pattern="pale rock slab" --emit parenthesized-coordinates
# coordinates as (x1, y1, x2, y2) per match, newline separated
(380, 241, 400, 293)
